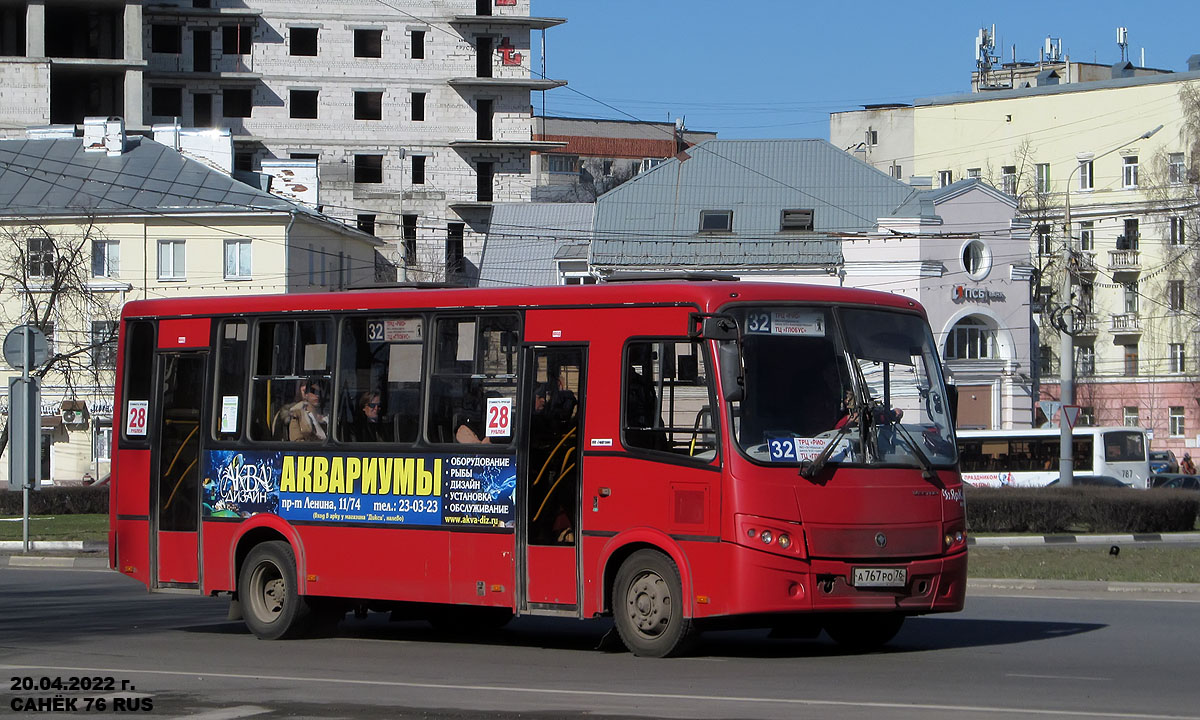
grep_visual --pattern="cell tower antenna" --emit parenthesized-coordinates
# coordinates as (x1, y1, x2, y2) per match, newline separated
(1117, 27, 1128, 62)
(975, 25, 999, 86)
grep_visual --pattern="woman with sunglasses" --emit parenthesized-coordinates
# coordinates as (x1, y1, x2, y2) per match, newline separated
(352, 390, 385, 442)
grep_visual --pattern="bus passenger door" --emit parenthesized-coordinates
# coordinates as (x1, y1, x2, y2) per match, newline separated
(152, 352, 207, 589)
(518, 345, 585, 613)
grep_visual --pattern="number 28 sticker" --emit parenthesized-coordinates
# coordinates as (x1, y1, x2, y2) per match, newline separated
(486, 397, 513, 438)
(126, 400, 149, 436)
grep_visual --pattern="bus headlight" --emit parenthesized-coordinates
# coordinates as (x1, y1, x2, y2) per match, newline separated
(760, 530, 773, 544)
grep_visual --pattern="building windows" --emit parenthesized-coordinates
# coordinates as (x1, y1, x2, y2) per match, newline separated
(1123, 405, 1139, 427)
(945, 316, 996, 360)
(1079, 407, 1096, 427)
(780, 209, 814, 232)
(94, 425, 113, 461)
(1118, 218, 1139, 250)
(402, 214, 418, 265)
(938, 170, 953, 188)
(223, 88, 253, 118)
(222, 24, 251, 55)
(699, 210, 733, 232)
(1035, 163, 1050, 193)
(411, 154, 426, 185)
(224, 239, 251, 279)
(1038, 344, 1054, 375)
(1001, 165, 1017, 195)
(1122, 155, 1139, 188)
(961, 240, 990, 279)
(446, 223, 465, 278)
(92, 239, 119, 277)
(1170, 343, 1186, 374)
(1168, 152, 1186, 184)
(354, 28, 382, 58)
(889, 164, 903, 179)
(1169, 280, 1186, 313)
(354, 91, 382, 120)
(1078, 159, 1093, 190)
(91, 321, 118, 369)
(290, 89, 318, 119)
(1079, 221, 1095, 251)
(1036, 224, 1053, 255)
(1123, 281, 1139, 313)
(354, 154, 383, 183)
(27, 236, 53, 278)
(476, 98, 493, 140)
(151, 87, 183, 117)
(866, 128, 878, 146)
(546, 154, 577, 174)
(1123, 343, 1138, 377)
(290, 27, 317, 56)
(1078, 280, 1094, 314)
(640, 157, 665, 173)
(158, 239, 185, 280)
(411, 30, 425, 59)
(357, 214, 376, 236)
(234, 152, 253, 172)
(1170, 407, 1186, 437)
(151, 24, 182, 54)
(967, 167, 981, 179)
(1170, 216, 1185, 246)
(1076, 345, 1095, 376)
(411, 91, 426, 121)
(476, 161, 494, 202)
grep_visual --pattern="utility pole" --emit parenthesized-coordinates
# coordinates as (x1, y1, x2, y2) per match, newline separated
(1057, 125, 1162, 486)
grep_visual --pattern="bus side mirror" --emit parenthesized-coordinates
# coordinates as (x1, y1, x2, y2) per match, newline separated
(718, 340, 744, 403)
(689, 313, 738, 341)
(946, 383, 959, 426)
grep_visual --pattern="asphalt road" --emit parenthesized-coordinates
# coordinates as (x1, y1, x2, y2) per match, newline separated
(3, 566, 1199, 720)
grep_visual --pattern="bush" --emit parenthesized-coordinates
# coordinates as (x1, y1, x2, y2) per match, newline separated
(966, 486, 1199, 534)
(0, 486, 109, 515)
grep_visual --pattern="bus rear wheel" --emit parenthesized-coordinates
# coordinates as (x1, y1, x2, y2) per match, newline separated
(239, 541, 311, 640)
(612, 550, 696, 657)
(823, 613, 905, 650)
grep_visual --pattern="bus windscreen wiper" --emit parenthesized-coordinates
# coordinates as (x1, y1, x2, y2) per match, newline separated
(891, 420, 938, 481)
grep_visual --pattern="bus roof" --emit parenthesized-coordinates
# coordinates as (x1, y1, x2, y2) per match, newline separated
(120, 281, 928, 320)
(957, 427, 1147, 438)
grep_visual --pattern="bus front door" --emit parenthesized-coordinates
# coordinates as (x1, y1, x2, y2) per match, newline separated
(519, 345, 585, 613)
(151, 352, 207, 589)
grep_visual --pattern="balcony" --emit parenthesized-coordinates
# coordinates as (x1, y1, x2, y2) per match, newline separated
(1069, 251, 1097, 276)
(1073, 313, 1099, 336)
(1108, 248, 1140, 278)
(1110, 313, 1142, 334)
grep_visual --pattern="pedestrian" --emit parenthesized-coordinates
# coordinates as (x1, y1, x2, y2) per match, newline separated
(1181, 453, 1196, 475)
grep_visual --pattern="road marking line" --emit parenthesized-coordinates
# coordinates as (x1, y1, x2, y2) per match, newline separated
(3, 664, 1198, 719)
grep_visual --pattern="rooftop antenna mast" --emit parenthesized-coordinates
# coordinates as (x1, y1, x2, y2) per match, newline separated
(975, 25, 999, 87)
(1117, 27, 1128, 62)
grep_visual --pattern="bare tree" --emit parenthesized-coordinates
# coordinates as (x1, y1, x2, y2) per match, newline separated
(0, 217, 123, 459)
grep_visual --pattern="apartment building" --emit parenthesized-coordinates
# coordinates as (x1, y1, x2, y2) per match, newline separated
(831, 51, 1200, 451)
(0, 0, 566, 285)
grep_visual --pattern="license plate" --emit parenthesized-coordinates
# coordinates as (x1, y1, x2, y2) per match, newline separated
(852, 567, 907, 588)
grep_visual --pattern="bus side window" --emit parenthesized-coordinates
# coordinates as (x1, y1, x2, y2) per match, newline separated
(120, 320, 156, 446)
(336, 316, 424, 444)
(213, 320, 249, 440)
(427, 314, 518, 444)
(249, 318, 332, 442)
(623, 340, 716, 459)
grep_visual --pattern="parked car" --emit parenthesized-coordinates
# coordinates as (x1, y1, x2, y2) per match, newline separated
(1149, 450, 1179, 474)
(1149, 474, 1200, 490)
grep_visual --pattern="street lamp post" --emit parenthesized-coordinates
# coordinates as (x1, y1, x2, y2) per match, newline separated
(1057, 125, 1162, 486)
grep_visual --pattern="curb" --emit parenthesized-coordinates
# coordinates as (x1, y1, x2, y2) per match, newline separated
(0, 540, 107, 552)
(970, 532, 1200, 547)
(968, 577, 1200, 597)
(1, 554, 109, 569)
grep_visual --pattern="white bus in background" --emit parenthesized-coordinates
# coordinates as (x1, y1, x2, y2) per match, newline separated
(956, 427, 1151, 489)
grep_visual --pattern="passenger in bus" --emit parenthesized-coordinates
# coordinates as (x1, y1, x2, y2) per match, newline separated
(277, 378, 328, 442)
(351, 390, 384, 442)
(833, 389, 859, 430)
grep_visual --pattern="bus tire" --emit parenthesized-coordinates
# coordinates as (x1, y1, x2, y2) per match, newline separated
(612, 550, 696, 657)
(824, 613, 905, 650)
(238, 541, 311, 640)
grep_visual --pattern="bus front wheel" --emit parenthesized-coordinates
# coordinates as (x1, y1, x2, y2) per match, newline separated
(823, 613, 905, 650)
(239, 541, 311, 640)
(612, 550, 696, 657)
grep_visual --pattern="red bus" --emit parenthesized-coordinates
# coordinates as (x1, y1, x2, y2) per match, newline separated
(109, 280, 966, 657)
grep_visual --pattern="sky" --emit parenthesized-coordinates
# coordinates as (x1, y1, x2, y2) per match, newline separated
(531, 0, 1199, 140)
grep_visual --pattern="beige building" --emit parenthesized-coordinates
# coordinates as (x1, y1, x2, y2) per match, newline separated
(831, 59, 1200, 453)
(0, 122, 382, 485)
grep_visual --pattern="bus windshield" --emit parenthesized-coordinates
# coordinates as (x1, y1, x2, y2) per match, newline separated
(729, 305, 956, 469)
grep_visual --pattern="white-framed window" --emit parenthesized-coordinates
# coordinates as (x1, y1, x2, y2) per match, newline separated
(1170, 216, 1185, 246)
(1079, 406, 1096, 427)
(866, 128, 878, 146)
(938, 170, 953, 188)
(1078, 280, 1095, 313)
(1123, 344, 1138, 377)
(1123, 406, 1139, 427)
(1170, 407, 1186, 437)
(1169, 280, 1185, 313)
(1122, 155, 1139, 188)
(557, 259, 595, 285)
(1119, 218, 1139, 250)
(28, 236, 54, 278)
(1123, 281, 1139, 313)
(890, 164, 902, 179)
(91, 239, 119, 278)
(640, 157, 665, 173)
(699, 210, 733, 232)
(94, 424, 113, 462)
(945, 316, 997, 360)
(961, 239, 991, 279)
(1076, 345, 1095, 376)
(91, 320, 118, 369)
(1035, 162, 1050, 193)
(1036, 224, 1053, 255)
(1078, 159, 1094, 190)
(1079, 221, 1095, 251)
(224, 239, 252, 279)
(1170, 343, 1186, 374)
(1001, 165, 1017, 195)
(546, 154, 578, 174)
(157, 239, 185, 280)
(966, 167, 981, 179)
(1168, 152, 1186, 184)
